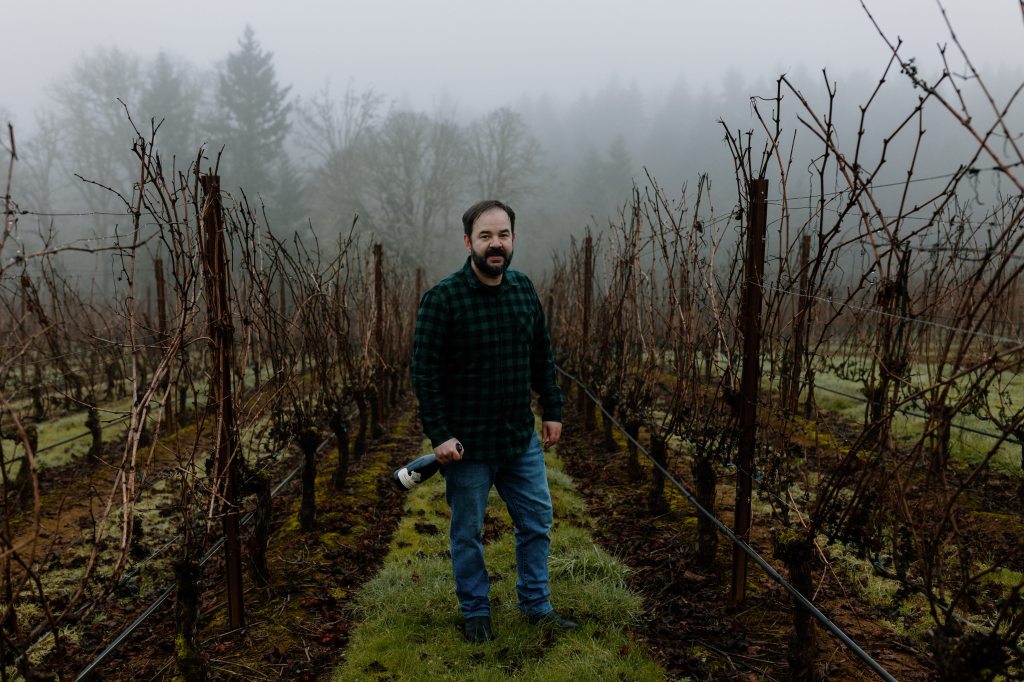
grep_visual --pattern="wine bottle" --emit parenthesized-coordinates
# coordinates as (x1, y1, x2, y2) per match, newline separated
(392, 443, 461, 491)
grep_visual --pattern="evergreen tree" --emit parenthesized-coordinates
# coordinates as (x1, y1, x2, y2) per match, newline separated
(267, 155, 307, 236)
(211, 25, 292, 199)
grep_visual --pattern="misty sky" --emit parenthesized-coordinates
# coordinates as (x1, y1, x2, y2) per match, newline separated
(5, 0, 1022, 128)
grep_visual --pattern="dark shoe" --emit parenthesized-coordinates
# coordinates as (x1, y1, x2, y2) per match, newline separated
(527, 610, 579, 630)
(463, 615, 494, 643)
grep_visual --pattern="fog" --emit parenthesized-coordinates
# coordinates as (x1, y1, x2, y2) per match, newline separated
(6, 1, 1020, 122)
(3, 0, 1023, 281)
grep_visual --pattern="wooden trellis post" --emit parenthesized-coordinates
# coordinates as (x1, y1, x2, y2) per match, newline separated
(200, 173, 245, 628)
(732, 178, 768, 602)
(579, 232, 595, 429)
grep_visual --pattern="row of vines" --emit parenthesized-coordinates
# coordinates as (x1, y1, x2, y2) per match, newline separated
(2, 10, 1023, 681)
(546, 26, 1024, 681)
(1, 117, 418, 679)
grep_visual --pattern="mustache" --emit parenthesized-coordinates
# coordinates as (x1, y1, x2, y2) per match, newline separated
(485, 247, 506, 257)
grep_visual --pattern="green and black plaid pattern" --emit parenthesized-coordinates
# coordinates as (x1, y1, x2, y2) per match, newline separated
(412, 257, 563, 461)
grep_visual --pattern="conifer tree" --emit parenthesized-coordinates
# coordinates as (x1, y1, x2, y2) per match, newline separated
(211, 25, 292, 198)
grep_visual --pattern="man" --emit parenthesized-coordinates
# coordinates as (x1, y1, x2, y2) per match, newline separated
(411, 199, 577, 644)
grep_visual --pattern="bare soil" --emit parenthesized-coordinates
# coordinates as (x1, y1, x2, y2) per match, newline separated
(19, 393, 1016, 680)
(555, 408, 934, 681)
(29, 400, 422, 681)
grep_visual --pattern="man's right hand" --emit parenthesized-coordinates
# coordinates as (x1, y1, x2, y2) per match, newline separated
(434, 438, 464, 465)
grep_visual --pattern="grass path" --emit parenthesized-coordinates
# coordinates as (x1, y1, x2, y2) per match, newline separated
(331, 437, 665, 681)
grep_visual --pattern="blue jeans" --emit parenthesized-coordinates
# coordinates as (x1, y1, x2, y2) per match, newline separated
(441, 434, 553, 619)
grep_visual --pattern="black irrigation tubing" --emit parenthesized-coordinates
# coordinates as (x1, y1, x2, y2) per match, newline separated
(117, 442, 298, 588)
(73, 437, 330, 682)
(6, 415, 197, 496)
(556, 365, 897, 682)
(2, 414, 133, 466)
(8, 400, 202, 460)
(32, 414, 132, 455)
(812, 383, 1024, 448)
(20, 435, 273, 664)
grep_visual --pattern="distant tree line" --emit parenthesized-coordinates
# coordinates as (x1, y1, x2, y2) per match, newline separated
(7, 26, 548, 279)
(5, 25, 1023, 280)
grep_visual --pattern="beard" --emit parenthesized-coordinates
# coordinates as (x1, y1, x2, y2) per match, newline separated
(472, 245, 513, 278)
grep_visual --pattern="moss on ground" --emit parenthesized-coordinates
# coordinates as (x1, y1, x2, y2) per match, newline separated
(220, 425, 414, 668)
(332, 436, 664, 682)
(1, 400, 134, 475)
(811, 370, 1023, 476)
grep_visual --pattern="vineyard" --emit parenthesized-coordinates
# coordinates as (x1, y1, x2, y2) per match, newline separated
(2, 8, 1024, 682)
(1, 124, 426, 678)
(543, 26, 1024, 679)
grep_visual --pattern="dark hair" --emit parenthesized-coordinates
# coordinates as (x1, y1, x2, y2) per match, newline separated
(462, 200, 516, 237)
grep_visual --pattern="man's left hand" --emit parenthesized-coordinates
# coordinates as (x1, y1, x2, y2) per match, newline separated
(541, 421, 562, 450)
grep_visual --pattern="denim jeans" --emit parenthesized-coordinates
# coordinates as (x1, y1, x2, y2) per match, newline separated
(441, 434, 553, 619)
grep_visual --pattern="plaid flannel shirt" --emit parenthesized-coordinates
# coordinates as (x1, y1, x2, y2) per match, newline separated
(412, 257, 563, 461)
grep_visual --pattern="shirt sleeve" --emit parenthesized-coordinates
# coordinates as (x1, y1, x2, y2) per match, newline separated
(412, 286, 454, 447)
(529, 286, 564, 423)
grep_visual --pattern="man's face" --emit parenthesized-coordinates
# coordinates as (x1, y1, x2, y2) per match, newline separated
(465, 207, 515, 278)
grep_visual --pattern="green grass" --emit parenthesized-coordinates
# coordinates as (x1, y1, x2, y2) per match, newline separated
(0, 375, 274, 484)
(332, 439, 664, 682)
(0, 399, 134, 473)
(809, 368, 1023, 476)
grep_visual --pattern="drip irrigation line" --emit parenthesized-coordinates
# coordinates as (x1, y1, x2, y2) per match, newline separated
(20, 432, 289, 662)
(30, 415, 131, 454)
(813, 383, 1023, 448)
(118, 444, 295, 587)
(3, 410, 164, 462)
(557, 365, 897, 682)
(1, 414, 134, 466)
(7, 388, 216, 460)
(74, 585, 175, 682)
(73, 438, 329, 681)
(652, 424, 796, 514)
(15, 451, 207, 663)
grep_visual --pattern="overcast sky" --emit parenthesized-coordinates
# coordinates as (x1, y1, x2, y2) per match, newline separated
(4, 0, 1021, 129)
